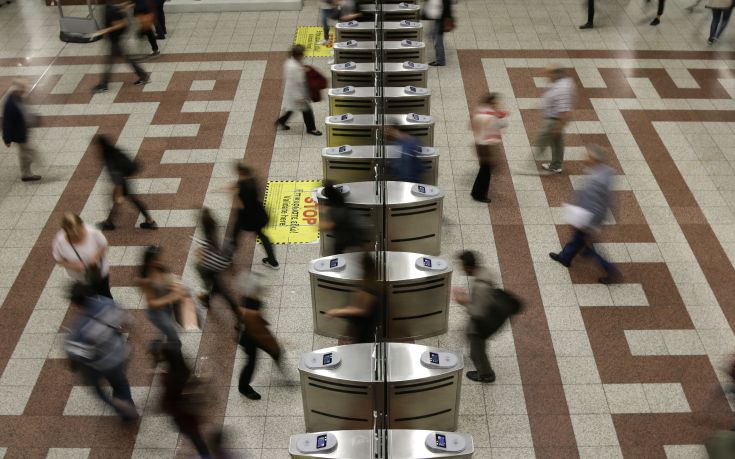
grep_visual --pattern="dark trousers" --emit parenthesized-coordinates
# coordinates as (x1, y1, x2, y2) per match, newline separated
(710, 7, 733, 40)
(154, 0, 167, 35)
(106, 181, 153, 225)
(277, 107, 317, 132)
(650, 0, 665, 15)
(196, 266, 238, 313)
(100, 39, 146, 87)
(471, 144, 493, 200)
(558, 229, 615, 274)
(137, 27, 159, 52)
(468, 333, 492, 377)
(586, 0, 594, 24)
(232, 217, 278, 265)
(238, 331, 280, 391)
(82, 363, 134, 418)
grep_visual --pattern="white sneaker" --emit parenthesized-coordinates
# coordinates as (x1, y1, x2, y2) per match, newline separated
(541, 163, 562, 174)
(318, 39, 329, 45)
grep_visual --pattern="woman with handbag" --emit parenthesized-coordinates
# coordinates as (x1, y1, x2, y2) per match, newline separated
(136, 246, 185, 344)
(53, 213, 112, 298)
(275, 45, 322, 136)
(706, 0, 734, 44)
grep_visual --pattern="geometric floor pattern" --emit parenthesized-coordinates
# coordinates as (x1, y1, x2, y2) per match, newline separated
(0, 0, 734, 458)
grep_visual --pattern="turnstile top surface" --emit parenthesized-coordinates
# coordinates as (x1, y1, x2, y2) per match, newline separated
(335, 21, 423, 31)
(386, 342, 464, 382)
(329, 87, 429, 98)
(309, 251, 451, 282)
(362, 3, 421, 11)
(288, 430, 373, 459)
(387, 430, 475, 458)
(333, 41, 425, 50)
(322, 145, 438, 159)
(319, 181, 443, 206)
(325, 114, 434, 127)
(299, 343, 376, 383)
(331, 62, 427, 74)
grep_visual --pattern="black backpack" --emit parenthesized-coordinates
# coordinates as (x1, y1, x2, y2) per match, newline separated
(473, 288, 522, 339)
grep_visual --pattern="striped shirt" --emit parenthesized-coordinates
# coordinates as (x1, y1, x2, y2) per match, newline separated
(542, 76, 576, 119)
(192, 236, 231, 273)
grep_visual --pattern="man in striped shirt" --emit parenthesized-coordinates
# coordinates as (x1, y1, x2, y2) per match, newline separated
(536, 65, 576, 174)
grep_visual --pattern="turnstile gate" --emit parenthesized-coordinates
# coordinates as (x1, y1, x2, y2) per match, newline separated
(335, 21, 423, 42)
(299, 343, 463, 432)
(317, 181, 443, 255)
(322, 145, 439, 185)
(326, 114, 434, 147)
(362, 3, 422, 21)
(309, 251, 451, 339)
(331, 62, 428, 87)
(334, 41, 426, 64)
(289, 430, 474, 458)
(328, 87, 431, 115)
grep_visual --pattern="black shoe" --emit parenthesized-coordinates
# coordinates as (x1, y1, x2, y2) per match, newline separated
(466, 370, 496, 383)
(239, 386, 262, 400)
(150, 50, 160, 57)
(97, 220, 115, 231)
(307, 130, 323, 136)
(21, 175, 41, 182)
(428, 61, 445, 67)
(650, 17, 660, 26)
(140, 220, 158, 230)
(134, 73, 151, 85)
(599, 271, 622, 285)
(471, 195, 491, 203)
(262, 258, 280, 270)
(275, 121, 290, 131)
(92, 84, 108, 93)
(579, 23, 593, 29)
(156, 34, 166, 40)
(549, 252, 571, 267)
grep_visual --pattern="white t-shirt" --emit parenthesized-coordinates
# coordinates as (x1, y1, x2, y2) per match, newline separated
(52, 224, 110, 282)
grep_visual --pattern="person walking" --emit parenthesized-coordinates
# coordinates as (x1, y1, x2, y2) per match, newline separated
(452, 251, 496, 383)
(319, 182, 367, 254)
(318, 0, 335, 45)
(226, 162, 280, 269)
(153, 0, 167, 39)
(470, 92, 508, 203)
(425, 0, 453, 66)
(706, 0, 734, 44)
(549, 145, 620, 284)
(580, 0, 595, 29)
(275, 45, 322, 136)
(647, 0, 665, 25)
(386, 125, 423, 183)
(536, 65, 576, 174)
(2, 80, 41, 182)
(53, 213, 112, 298)
(93, 0, 150, 93)
(131, 0, 160, 56)
(65, 282, 138, 421)
(95, 134, 157, 231)
(193, 207, 238, 311)
(137, 246, 185, 345)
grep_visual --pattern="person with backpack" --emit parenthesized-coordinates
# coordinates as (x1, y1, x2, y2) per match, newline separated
(193, 207, 238, 311)
(453, 251, 522, 383)
(65, 282, 138, 421)
(94, 134, 157, 231)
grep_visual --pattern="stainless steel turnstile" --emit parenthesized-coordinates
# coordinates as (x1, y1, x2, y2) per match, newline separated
(326, 114, 434, 147)
(329, 87, 431, 115)
(322, 145, 439, 184)
(289, 430, 474, 458)
(334, 41, 426, 64)
(335, 21, 422, 42)
(362, 3, 422, 21)
(310, 251, 452, 339)
(300, 343, 463, 432)
(317, 181, 443, 255)
(331, 62, 428, 87)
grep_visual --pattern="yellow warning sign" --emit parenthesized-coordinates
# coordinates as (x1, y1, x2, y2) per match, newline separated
(262, 180, 322, 245)
(293, 26, 334, 57)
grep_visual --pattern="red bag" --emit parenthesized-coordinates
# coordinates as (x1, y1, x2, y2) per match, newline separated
(305, 67, 327, 103)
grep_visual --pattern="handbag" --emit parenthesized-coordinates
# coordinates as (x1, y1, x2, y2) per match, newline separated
(442, 16, 455, 32)
(240, 308, 281, 357)
(305, 67, 328, 102)
(69, 242, 103, 287)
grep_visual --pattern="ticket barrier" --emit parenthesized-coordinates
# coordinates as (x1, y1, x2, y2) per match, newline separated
(299, 343, 463, 432)
(310, 251, 451, 339)
(334, 41, 426, 64)
(331, 62, 428, 88)
(362, 3, 421, 21)
(289, 430, 474, 458)
(335, 21, 422, 42)
(328, 86, 430, 116)
(316, 181, 443, 255)
(322, 145, 438, 185)
(326, 113, 434, 147)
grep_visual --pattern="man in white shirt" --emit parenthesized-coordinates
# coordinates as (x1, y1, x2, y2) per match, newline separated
(536, 65, 576, 174)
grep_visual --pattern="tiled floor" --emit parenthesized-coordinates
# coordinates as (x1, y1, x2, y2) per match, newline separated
(0, 0, 734, 457)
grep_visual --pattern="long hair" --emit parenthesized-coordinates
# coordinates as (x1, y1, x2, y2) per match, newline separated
(139, 245, 162, 278)
(200, 207, 219, 250)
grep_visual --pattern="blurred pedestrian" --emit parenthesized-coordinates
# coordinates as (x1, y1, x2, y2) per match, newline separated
(325, 252, 379, 344)
(153, 0, 166, 39)
(549, 145, 620, 284)
(319, 0, 335, 45)
(93, 0, 149, 93)
(647, 0, 665, 25)
(536, 65, 576, 174)
(425, 0, 453, 66)
(137, 246, 184, 344)
(470, 92, 508, 203)
(131, 0, 160, 56)
(193, 207, 238, 311)
(687, 0, 705, 11)
(706, 0, 733, 44)
(2, 80, 41, 181)
(319, 182, 367, 254)
(386, 125, 423, 183)
(65, 282, 138, 421)
(275, 45, 322, 136)
(95, 134, 158, 231)
(53, 213, 112, 298)
(580, 0, 595, 29)
(225, 162, 279, 269)
(236, 272, 282, 400)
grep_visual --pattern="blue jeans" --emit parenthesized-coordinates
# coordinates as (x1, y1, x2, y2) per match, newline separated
(82, 363, 134, 418)
(320, 8, 334, 41)
(558, 229, 615, 275)
(710, 7, 733, 40)
(431, 20, 445, 65)
(146, 306, 180, 343)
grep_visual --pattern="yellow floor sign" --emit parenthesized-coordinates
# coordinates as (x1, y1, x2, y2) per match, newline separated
(293, 26, 334, 57)
(262, 180, 322, 244)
